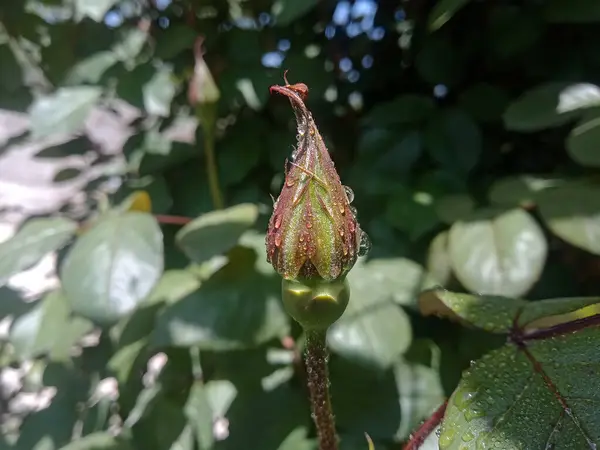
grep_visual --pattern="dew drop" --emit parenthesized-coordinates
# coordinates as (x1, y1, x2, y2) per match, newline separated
(274, 215, 282, 229)
(343, 246, 348, 256)
(462, 431, 475, 442)
(275, 235, 282, 247)
(286, 178, 295, 187)
(339, 229, 344, 238)
(439, 428, 456, 449)
(465, 407, 485, 421)
(343, 185, 355, 203)
(358, 231, 371, 257)
(306, 221, 312, 229)
(299, 235, 304, 242)
(349, 205, 358, 216)
(338, 204, 345, 214)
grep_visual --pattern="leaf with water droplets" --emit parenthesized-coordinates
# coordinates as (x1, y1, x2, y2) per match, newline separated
(419, 288, 600, 333)
(439, 325, 600, 449)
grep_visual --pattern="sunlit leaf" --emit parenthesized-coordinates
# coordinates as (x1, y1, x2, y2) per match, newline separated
(438, 325, 600, 449)
(61, 212, 164, 325)
(9, 289, 93, 361)
(428, 0, 472, 31)
(176, 203, 259, 265)
(152, 247, 289, 350)
(537, 185, 600, 255)
(448, 208, 547, 297)
(74, 0, 119, 22)
(566, 111, 600, 167)
(0, 217, 77, 287)
(29, 87, 102, 138)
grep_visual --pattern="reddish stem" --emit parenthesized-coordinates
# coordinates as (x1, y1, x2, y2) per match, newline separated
(403, 401, 447, 450)
(154, 214, 192, 225)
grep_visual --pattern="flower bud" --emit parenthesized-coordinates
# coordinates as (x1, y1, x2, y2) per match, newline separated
(266, 77, 370, 282)
(281, 278, 350, 330)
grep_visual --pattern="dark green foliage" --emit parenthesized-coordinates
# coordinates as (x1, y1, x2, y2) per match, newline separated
(1, 1, 600, 449)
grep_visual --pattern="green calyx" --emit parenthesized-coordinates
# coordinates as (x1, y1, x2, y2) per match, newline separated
(281, 277, 350, 331)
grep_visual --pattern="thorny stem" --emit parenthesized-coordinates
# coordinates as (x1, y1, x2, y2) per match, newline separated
(305, 329, 338, 450)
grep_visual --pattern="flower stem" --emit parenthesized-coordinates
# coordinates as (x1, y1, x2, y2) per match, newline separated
(203, 123, 224, 210)
(305, 329, 338, 450)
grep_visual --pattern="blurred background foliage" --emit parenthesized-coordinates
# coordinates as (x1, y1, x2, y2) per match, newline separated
(0, 0, 600, 449)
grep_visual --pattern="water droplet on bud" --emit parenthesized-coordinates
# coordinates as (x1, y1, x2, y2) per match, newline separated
(343, 186, 355, 203)
(358, 231, 371, 257)
(349, 205, 358, 217)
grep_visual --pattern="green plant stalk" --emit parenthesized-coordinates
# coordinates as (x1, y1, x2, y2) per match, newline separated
(198, 107, 224, 210)
(305, 329, 338, 450)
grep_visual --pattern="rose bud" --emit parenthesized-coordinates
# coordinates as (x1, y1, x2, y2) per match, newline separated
(266, 74, 370, 283)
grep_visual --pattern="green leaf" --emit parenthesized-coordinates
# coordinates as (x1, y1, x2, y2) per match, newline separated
(0, 42, 23, 92)
(154, 25, 196, 60)
(503, 83, 600, 131)
(176, 203, 259, 264)
(60, 433, 133, 450)
(74, 0, 119, 22)
(427, 231, 453, 286)
(435, 194, 475, 224)
(143, 68, 177, 117)
(428, 0, 472, 31)
(328, 258, 436, 368)
(9, 290, 93, 361)
(458, 83, 509, 123)
(61, 212, 164, 325)
(363, 95, 435, 127)
(271, 0, 319, 26)
(29, 87, 102, 138)
(566, 111, 600, 167)
(64, 51, 118, 85)
(488, 175, 556, 208)
(152, 247, 289, 350)
(537, 185, 600, 255)
(419, 288, 600, 333)
(438, 325, 600, 449)
(215, 385, 310, 450)
(17, 363, 91, 450)
(416, 38, 463, 87)
(0, 217, 77, 286)
(424, 108, 482, 174)
(331, 347, 444, 441)
(543, 0, 600, 23)
(448, 208, 547, 297)
(385, 188, 439, 241)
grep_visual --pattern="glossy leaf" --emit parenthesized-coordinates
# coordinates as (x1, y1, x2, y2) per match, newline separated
(419, 288, 600, 333)
(152, 247, 289, 350)
(503, 83, 600, 131)
(75, 0, 119, 22)
(143, 68, 177, 117)
(566, 111, 600, 167)
(537, 185, 600, 255)
(328, 258, 436, 368)
(448, 209, 547, 297)
(0, 217, 77, 286)
(29, 87, 102, 138)
(9, 289, 93, 361)
(176, 203, 259, 264)
(428, 0, 472, 31)
(438, 326, 600, 449)
(61, 212, 164, 325)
